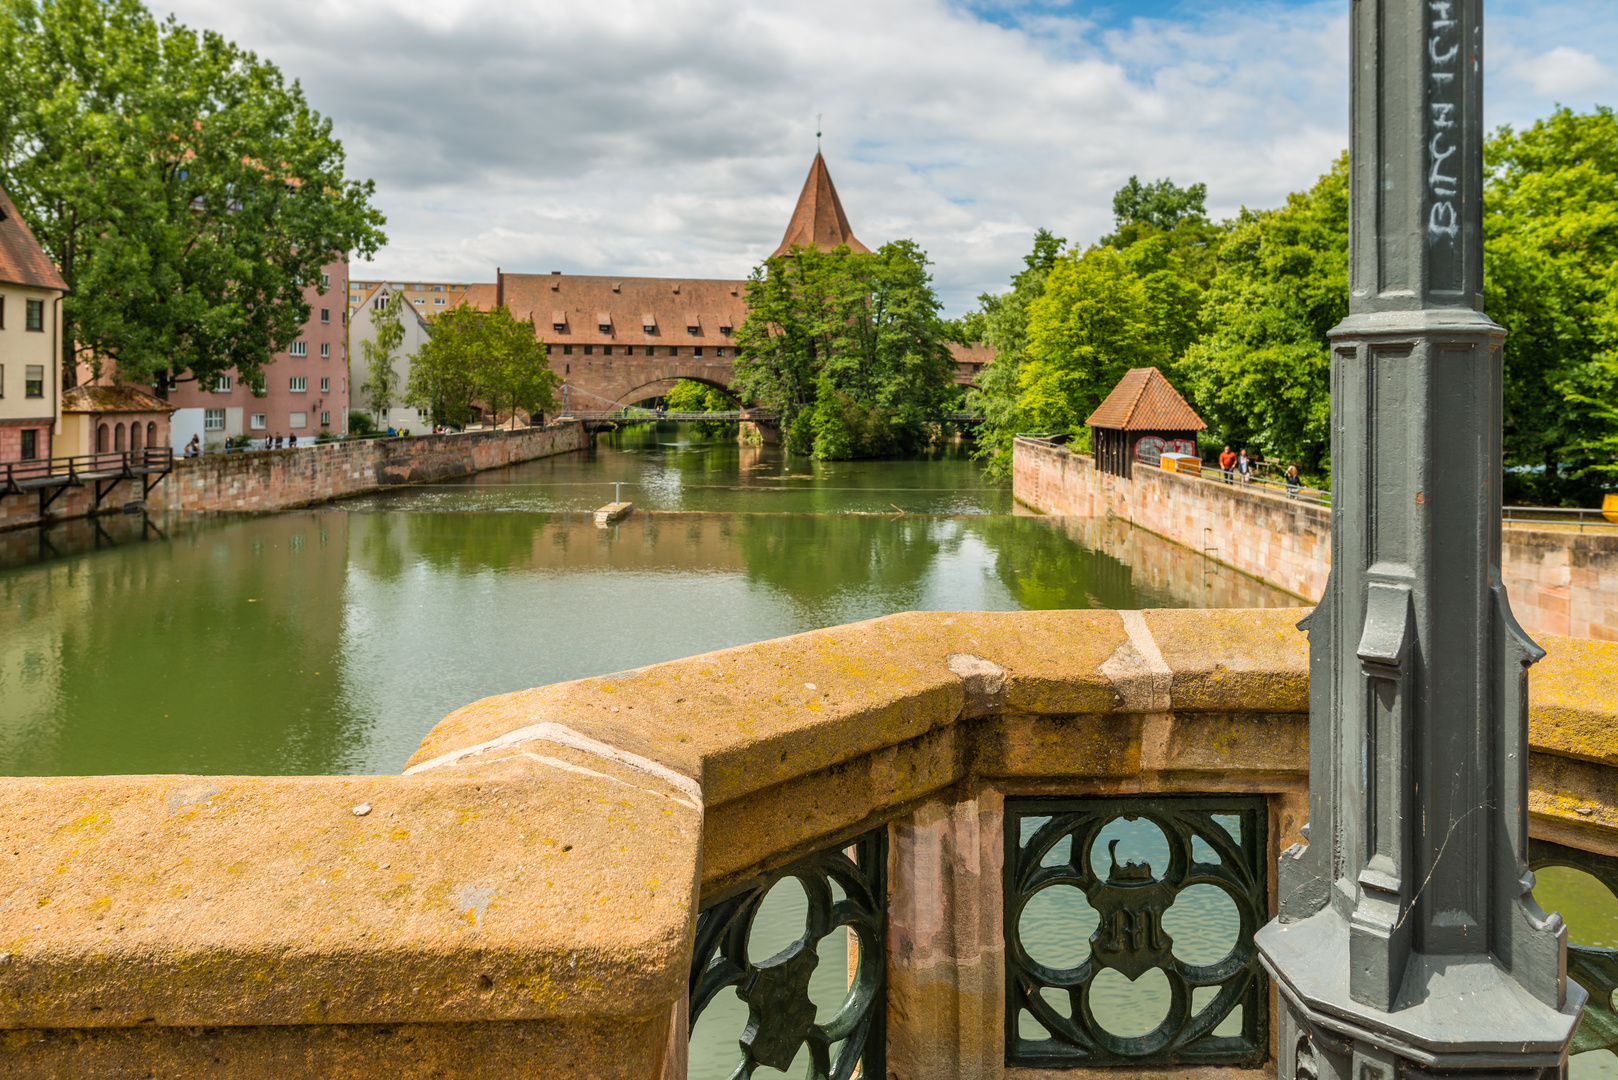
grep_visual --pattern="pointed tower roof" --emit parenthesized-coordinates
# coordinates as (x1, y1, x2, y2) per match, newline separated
(1086, 367, 1207, 431)
(771, 153, 871, 258)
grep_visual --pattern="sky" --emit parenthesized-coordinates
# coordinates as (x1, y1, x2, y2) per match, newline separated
(158, 0, 1618, 315)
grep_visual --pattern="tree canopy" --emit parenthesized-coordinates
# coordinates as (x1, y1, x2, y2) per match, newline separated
(1174, 154, 1347, 479)
(732, 240, 957, 458)
(0, 0, 386, 388)
(405, 304, 559, 429)
(1485, 106, 1618, 501)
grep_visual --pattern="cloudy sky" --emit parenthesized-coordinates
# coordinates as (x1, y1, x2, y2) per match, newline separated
(160, 0, 1618, 314)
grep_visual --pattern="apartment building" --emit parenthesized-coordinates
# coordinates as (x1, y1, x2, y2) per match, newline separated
(349, 282, 433, 432)
(0, 186, 67, 464)
(348, 279, 472, 320)
(166, 259, 351, 449)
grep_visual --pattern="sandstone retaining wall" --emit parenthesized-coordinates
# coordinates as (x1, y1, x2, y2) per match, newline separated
(0, 422, 589, 531)
(1013, 436, 1618, 642)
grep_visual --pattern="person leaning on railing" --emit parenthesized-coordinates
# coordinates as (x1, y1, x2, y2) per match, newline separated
(1285, 464, 1301, 498)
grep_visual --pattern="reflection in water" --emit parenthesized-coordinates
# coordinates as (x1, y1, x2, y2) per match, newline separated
(1, 427, 1299, 778)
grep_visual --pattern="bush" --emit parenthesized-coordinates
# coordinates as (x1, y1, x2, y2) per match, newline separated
(347, 409, 376, 435)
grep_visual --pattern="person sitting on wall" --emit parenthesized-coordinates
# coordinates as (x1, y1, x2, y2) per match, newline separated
(185, 435, 201, 458)
(1219, 445, 1236, 483)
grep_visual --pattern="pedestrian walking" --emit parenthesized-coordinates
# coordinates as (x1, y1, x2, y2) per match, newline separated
(1237, 449, 1251, 485)
(1285, 464, 1301, 498)
(1219, 445, 1236, 483)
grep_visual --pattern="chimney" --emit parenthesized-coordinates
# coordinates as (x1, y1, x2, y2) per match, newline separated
(496, 268, 504, 309)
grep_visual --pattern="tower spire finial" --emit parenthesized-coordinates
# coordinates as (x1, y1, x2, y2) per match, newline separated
(816, 114, 822, 154)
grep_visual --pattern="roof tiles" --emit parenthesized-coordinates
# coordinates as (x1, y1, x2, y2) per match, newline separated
(771, 153, 870, 258)
(0, 186, 67, 293)
(1086, 367, 1207, 432)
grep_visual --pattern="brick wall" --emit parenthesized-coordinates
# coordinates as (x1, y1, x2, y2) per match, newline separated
(0, 422, 589, 531)
(1012, 437, 1618, 642)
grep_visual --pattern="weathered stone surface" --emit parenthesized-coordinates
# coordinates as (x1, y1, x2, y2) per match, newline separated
(0, 750, 698, 1031)
(1528, 634, 1618, 767)
(0, 1015, 671, 1080)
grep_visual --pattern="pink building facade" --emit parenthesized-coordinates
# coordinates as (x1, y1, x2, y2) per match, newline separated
(166, 259, 351, 450)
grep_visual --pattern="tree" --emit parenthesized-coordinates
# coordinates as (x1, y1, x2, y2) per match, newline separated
(1176, 154, 1348, 479)
(732, 240, 956, 458)
(0, 0, 385, 389)
(963, 228, 1064, 480)
(406, 304, 558, 429)
(1017, 245, 1168, 444)
(1485, 107, 1618, 503)
(1107, 176, 1209, 235)
(360, 292, 404, 425)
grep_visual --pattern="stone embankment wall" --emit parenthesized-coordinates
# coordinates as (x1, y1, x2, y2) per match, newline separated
(1013, 436, 1618, 642)
(0, 422, 589, 531)
(3, 608, 1614, 1078)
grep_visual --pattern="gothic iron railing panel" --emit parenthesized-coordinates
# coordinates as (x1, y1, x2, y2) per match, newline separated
(1529, 838, 1618, 1057)
(1005, 795, 1269, 1067)
(689, 829, 886, 1080)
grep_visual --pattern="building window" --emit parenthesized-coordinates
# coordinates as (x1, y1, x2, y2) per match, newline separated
(321, 273, 331, 287)
(20, 429, 37, 460)
(321, 308, 330, 323)
(26, 299, 44, 331)
(290, 341, 307, 357)
(433, 285, 445, 292)
(414, 298, 425, 306)
(435, 297, 445, 305)
(204, 408, 225, 431)
(320, 342, 330, 358)
(717, 347, 726, 358)
(250, 413, 267, 430)
(350, 293, 360, 304)
(289, 411, 308, 429)
(546, 344, 554, 354)
(25, 365, 43, 398)
(694, 347, 704, 358)
(721, 326, 732, 337)
(687, 324, 699, 336)
(320, 377, 330, 393)
(603, 345, 613, 356)
(584, 345, 594, 355)
(563, 344, 572, 355)
(320, 410, 331, 426)
(0, 363, 5, 396)
(290, 376, 307, 392)
(0, 296, 5, 328)
(214, 374, 232, 392)
(668, 346, 678, 357)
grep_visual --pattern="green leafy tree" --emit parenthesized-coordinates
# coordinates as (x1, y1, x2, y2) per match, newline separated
(733, 240, 956, 458)
(1485, 107, 1618, 502)
(1018, 245, 1167, 444)
(1108, 175, 1209, 234)
(0, 0, 385, 389)
(406, 304, 559, 429)
(360, 292, 404, 424)
(963, 228, 1064, 480)
(1176, 154, 1348, 479)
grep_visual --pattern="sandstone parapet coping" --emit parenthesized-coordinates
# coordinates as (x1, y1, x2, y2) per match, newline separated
(2, 608, 1614, 1077)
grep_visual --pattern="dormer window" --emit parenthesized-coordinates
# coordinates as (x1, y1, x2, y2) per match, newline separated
(685, 314, 700, 335)
(551, 310, 566, 333)
(642, 313, 656, 333)
(597, 312, 612, 333)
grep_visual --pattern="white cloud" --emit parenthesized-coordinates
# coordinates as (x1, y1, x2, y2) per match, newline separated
(151, 0, 1617, 313)
(1507, 45, 1614, 98)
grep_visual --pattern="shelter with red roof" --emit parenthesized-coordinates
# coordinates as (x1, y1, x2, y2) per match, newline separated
(1086, 367, 1207, 479)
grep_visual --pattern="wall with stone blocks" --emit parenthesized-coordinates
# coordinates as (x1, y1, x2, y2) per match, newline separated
(0, 422, 589, 531)
(1012, 437, 1618, 643)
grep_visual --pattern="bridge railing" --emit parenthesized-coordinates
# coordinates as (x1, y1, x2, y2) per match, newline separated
(2, 447, 174, 493)
(4, 611, 1613, 1077)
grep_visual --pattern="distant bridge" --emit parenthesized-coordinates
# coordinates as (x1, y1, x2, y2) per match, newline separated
(562, 408, 983, 427)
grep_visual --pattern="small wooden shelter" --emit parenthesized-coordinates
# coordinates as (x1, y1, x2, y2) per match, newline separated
(1086, 367, 1206, 479)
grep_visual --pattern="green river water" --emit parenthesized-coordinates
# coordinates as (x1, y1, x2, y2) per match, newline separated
(0, 424, 1609, 1078)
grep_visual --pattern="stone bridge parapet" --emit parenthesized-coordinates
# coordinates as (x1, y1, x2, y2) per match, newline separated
(2, 609, 1614, 1077)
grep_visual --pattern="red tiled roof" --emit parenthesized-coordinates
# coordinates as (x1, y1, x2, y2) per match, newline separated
(62, 384, 176, 414)
(949, 342, 995, 366)
(771, 154, 871, 258)
(0, 186, 68, 292)
(460, 274, 749, 349)
(1086, 367, 1206, 432)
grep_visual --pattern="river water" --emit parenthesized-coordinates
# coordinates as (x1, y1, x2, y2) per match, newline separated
(0, 425, 1608, 1078)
